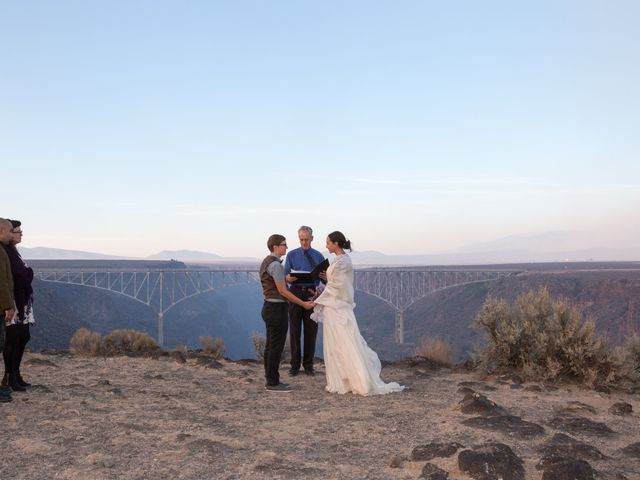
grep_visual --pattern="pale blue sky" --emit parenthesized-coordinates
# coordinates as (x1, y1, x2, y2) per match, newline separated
(1, 1, 639, 258)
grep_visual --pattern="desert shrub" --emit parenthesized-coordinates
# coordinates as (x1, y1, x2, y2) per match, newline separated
(171, 343, 188, 363)
(619, 334, 640, 383)
(69, 328, 104, 355)
(102, 329, 159, 355)
(251, 331, 291, 363)
(414, 337, 452, 367)
(251, 331, 266, 361)
(473, 287, 621, 388)
(70, 328, 158, 356)
(199, 335, 225, 359)
(174, 343, 188, 354)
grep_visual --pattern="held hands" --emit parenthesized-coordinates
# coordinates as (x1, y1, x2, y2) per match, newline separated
(302, 301, 315, 310)
(4, 308, 15, 322)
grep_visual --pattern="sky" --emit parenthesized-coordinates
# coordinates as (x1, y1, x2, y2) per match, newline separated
(1, 1, 639, 259)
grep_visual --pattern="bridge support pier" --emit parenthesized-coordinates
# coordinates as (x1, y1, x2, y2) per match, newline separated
(157, 312, 164, 348)
(395, 310, 404, 344)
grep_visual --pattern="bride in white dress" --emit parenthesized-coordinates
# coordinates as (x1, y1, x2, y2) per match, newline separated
(311, 231, 405, 396)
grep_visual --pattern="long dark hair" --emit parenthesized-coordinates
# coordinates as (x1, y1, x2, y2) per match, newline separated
(328, 231, 352, 251)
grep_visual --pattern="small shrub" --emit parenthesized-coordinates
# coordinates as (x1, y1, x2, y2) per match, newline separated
(281, 336, 291, 364)
(251, 330, 291, 363)
(473, 287, 622, 388)
(619, 334, 640, 383)
(102, 329, 158, 355)
(70, 328, 158, 356)
(251, 331, 266, 361)
(171, 343, 188, 363)
(199, 335, 225, 359)
(414, 337, 452, 367)
(174, 343, 188, 354)
(69, 328, 103, 356)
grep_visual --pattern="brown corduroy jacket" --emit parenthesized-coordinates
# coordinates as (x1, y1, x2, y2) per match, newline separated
(0, 245, 15, 311)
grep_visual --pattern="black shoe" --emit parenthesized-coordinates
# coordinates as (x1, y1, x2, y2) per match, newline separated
(16, 373, 31, 388)
(8, 373, 26, 392)
(265, 383, 292, 392)
(0, 393, 11, 403)
(304, 369, 315, 376)
(288, 368, 300, 376)
(1, 372, 7, 387)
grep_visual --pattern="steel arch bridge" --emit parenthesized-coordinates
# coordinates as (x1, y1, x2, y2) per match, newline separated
(35, 267, 517, 345)
(354, 269, 516, 343)
(34, 269, 259, 347)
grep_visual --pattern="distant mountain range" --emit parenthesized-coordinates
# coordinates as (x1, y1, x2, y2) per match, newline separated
(348, 247, 640, 266)
(350, 231, 640, 265)
(19, 247, 127, 260)
(146, 250, 257, 262)
(18, 231, 640, 265)
(19, 246, 259, 263)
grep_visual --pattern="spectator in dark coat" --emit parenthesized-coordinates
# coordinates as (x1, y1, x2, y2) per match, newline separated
(1, 219, 33, 392)
(0, 218, 15, 401)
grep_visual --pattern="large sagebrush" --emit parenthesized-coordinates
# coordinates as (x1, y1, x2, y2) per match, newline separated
(473, 287, 623, 388)
(69, 328, 158, 356)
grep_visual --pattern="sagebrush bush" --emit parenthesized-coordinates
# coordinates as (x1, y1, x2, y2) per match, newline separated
(102, 329, 158, 355)
(414, 337, 452, 367)
(199, 335, 225, 359)
(619, 334, 640, 383)
(174, 343, 188, 354)
(70, 328, 104, 355)
(69, 328, 158, 356)
(251, 331, 291, 363)
(473, 287, 623, 388)
(251, 331, 266, 361)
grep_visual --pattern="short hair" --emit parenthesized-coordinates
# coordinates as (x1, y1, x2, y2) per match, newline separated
(267, 234, 286, 252)
(298, 225, 313, 236)
(9, 219, 21, 229)
(0, 218, 11, 233)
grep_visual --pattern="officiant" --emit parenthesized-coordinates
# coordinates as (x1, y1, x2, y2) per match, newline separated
(284, 226, 326, 376)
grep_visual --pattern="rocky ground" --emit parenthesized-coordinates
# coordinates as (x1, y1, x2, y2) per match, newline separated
(1, 352, 639, 480)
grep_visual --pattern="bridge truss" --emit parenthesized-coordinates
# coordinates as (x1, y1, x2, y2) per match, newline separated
(35, 268, 516, 345)
(354, 269, 515, 343)
(35, 269, 259, 346)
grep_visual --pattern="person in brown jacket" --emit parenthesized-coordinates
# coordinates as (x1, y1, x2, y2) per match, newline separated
(0, 218, 15, 402)
(0, 219, 15, 324)
(260, 234, 314, 392)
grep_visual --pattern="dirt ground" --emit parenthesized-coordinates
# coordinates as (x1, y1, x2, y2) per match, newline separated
(1, 352, 639, 480)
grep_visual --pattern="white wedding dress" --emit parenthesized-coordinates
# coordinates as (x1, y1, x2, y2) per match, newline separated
(311, 254, 405, 396)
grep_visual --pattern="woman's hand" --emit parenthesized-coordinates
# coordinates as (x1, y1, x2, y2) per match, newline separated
(302, 301, 315, 310)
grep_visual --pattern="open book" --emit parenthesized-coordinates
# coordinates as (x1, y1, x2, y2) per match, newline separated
(289, 258, 330, 285)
